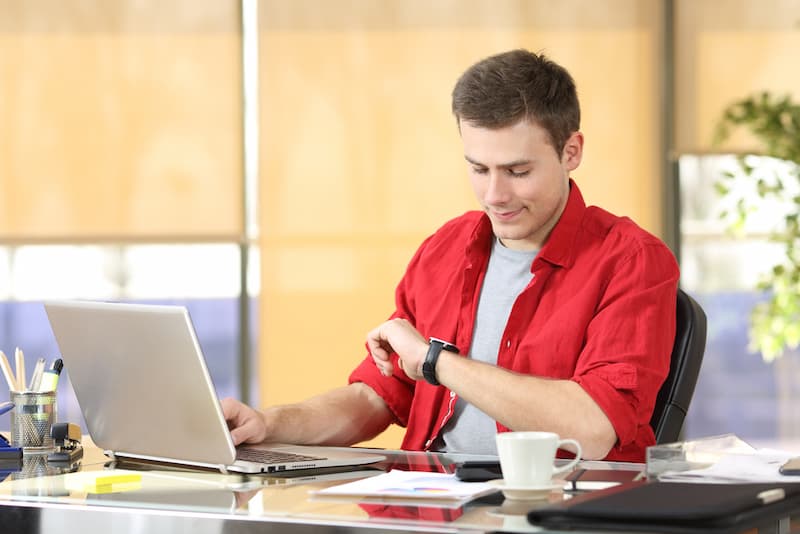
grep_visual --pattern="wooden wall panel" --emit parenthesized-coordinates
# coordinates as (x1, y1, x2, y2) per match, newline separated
(0, 1, 242, 239)
(675, 0, 800, 153)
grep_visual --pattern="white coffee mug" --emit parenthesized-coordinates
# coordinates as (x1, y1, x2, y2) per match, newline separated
(495, 431, 582, 487)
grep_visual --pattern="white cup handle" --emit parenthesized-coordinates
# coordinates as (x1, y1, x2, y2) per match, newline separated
(552, 438, 582, 474)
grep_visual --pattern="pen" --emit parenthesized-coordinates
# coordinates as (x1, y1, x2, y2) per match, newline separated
(14, 348, 26, 392)
(569, 468, 586, 491)
(0, 401, 13, 416)
(38, 358, 63, 392)
(29, 357, 46, 391)
(0, 350, 17, 391)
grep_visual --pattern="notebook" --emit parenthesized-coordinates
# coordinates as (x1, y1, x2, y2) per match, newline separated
(43, 300, 385, 474)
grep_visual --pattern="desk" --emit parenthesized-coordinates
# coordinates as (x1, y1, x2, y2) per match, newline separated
(0, 438, 611, 534)
(0, 439, 791, 534)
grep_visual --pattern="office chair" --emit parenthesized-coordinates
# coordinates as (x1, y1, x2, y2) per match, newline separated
(650, 288, 708, 444)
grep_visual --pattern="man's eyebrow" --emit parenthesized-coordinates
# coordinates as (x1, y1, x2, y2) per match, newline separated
(464, 155, 532, 168)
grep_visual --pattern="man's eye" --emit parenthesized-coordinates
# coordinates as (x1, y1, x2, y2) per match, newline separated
(471, 166, 488, 174)
(508, 169, 530, 177)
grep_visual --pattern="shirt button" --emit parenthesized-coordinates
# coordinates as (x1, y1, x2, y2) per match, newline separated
(450, 391, 456, 398)
(506, 340, 511, 348)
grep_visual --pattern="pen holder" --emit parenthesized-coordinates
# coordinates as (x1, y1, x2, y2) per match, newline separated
(9, 390, 57, 451)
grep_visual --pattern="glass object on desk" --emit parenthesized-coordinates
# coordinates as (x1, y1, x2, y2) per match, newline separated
(645, 433, 755, 478)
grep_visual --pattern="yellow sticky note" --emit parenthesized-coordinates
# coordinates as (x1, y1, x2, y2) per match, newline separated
(65, 471, 142, 494)
(90, 480, 142, 494)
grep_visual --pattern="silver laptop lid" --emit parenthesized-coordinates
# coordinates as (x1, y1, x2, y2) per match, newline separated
(44, 300, 237, 467)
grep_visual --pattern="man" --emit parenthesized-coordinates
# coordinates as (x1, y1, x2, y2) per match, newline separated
(223, 49, 679, 462)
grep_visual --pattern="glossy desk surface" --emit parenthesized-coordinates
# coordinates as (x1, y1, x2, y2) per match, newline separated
(0, 437, 635, 534)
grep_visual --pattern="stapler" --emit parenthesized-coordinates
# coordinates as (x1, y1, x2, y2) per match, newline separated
(47, 422, 84, 463)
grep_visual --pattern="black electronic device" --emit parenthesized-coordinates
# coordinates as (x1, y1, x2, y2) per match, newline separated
(454, 460, 503, 482)
(422, 338, 459, 386)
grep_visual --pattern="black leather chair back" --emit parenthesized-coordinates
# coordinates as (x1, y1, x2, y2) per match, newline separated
(650, 288, 708, 444)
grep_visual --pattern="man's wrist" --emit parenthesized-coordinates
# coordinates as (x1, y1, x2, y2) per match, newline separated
(422, 338, 460, 386)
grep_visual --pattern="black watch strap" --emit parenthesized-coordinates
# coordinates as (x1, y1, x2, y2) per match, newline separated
(422, 337, 459, 386)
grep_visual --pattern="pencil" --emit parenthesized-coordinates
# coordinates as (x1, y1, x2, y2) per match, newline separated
(15, 347, 26, 392)
(0, 350, 16, 391)
(29, 357, 46, 391)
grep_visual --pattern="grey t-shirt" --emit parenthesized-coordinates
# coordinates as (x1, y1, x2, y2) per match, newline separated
(436, 237, 537, 454)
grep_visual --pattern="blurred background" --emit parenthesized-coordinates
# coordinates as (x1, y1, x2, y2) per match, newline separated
(1, 0, 799, 449)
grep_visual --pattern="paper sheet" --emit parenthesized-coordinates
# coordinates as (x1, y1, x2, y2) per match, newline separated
(658, 449, 800, 484)
(310, 469, 498, 502)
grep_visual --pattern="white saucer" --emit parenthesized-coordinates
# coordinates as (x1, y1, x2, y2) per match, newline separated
(489, 479, 563, 500)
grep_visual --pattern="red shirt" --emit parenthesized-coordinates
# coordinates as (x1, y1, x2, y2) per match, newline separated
(349, 180, 679, 462)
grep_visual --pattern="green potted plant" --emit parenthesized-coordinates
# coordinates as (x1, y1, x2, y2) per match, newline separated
(713, 92, 800, 361)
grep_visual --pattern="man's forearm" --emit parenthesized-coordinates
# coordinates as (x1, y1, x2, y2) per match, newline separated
(435, 352, 617, 459)
(263, 383, 394, 446)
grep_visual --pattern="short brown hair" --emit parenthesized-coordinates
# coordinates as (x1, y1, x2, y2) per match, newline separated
(451, 49, 580, 156)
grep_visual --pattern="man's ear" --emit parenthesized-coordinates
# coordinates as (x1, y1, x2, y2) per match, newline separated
(562, 131, 584, 171)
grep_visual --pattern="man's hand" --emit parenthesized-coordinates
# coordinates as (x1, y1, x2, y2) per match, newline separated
(366, 318, 428, 380)
(221, 397, 269, 446)
(221, 385, 393, 447)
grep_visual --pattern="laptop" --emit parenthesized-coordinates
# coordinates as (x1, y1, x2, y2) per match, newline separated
(44, 300, 385, 474)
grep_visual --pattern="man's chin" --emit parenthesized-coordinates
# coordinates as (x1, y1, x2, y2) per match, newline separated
(489, 224, 541, 250)
(488, 220, 522, 238)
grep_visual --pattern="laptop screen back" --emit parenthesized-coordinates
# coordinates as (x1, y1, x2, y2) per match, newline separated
(44, 300, 238, 466)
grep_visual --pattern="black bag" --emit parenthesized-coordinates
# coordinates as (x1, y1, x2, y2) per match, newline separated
(527, 481, 800, 534)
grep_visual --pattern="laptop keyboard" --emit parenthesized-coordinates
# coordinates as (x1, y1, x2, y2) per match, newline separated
(236, 448, 326, 464)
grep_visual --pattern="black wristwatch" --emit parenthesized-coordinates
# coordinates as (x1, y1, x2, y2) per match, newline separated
(422, 337, 460, 386)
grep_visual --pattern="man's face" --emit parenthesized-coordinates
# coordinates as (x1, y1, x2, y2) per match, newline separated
(460, 119, 583, 251)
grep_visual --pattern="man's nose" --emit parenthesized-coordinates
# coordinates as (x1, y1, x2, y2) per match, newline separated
(485, 171, 511, 204)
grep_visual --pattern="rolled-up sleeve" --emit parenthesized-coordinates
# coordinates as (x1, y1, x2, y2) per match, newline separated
(572, 241, 678, 452)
